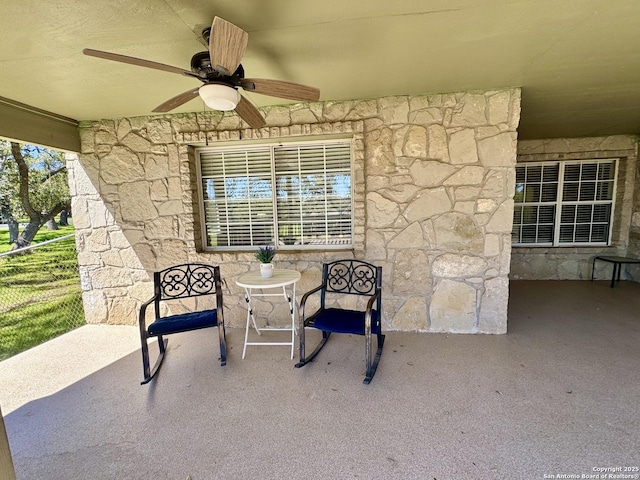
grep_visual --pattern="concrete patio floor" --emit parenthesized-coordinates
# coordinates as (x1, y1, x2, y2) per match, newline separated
(1, 280, 639, 480)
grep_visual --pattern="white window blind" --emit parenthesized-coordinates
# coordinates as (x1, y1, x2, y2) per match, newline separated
(197, 139, 353, 250)
(512, 159, 617, 246)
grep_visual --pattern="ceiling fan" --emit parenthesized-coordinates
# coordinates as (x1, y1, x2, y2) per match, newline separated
(83, 16, 320, 129)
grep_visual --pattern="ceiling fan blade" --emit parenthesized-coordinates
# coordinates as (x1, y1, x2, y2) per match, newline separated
(234, 95, 266, 129)
(83, 48, 194, 77)
(152, 88, 200, 113)
(241, 78, 320, 102)
(209, 17, 248, 76)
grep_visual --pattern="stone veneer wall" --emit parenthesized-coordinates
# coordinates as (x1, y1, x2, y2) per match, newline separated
(71, 89, 520, 334)
(511, 136, 639, 280)
(628, 139, 640, 282)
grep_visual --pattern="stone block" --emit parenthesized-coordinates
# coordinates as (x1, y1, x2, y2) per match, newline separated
(365, 126, 395, 174)
(119, 181, 157, 222)
(433, 213, 484, 253)
(106, 294, 138, 326)
(404, 188, 451, 222)
(484, 234, 501, 257)
(264, 106, 292, 126)
(82, 290, 107, 324)
(388, 222, 430, 249)
(427, 124, 450, 162)
(144, 154, 170, 181)
(385, 184, 420, 203)
(122, 132, 151, 152)
(94, 126, 117, 146)
(430, 279, 477, 332)
(454, 186, 482, 201)
(87, 199, 113, 228)
(379, 96, 409, 125)
(145, 216, 178, 240)
(487, 91, 511, 125)
(478, 276, 508, 333)
(345, 100, 377, 120)
(100, 146, 145, 184)
(485, 200, 514, 233)
(444, 166, 485, 186)
(392, 296, 428, 330)
(432, 253, 487, 277)
(481, 170, 506, 198)
(448, 129, 478, 164)
(478, 132, 517, 167)
(90, 266, 133, 289)
(402, 125, 428, 158)
(323, 101, 354, 122)
(367, 192, 400, 228)
(476, 198, 497, 213)
(71, 197, 90, 229)
(454, 201, 475, 215)
(392, 250, 431, 294)
(147, 119, 173, 144)
(72, 161, 99, 195)
(409, 160, 457, 187)
(448, 94, 487, 127)
(365, 229, 387, 260)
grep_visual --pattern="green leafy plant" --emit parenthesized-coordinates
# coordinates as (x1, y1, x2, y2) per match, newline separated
(255, 245, 276, 263)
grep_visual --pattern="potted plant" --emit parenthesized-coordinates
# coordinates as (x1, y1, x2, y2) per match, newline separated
(255, 245, 276, 278)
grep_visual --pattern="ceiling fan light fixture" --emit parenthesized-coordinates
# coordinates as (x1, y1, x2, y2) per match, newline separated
(199, 83, 240, 111)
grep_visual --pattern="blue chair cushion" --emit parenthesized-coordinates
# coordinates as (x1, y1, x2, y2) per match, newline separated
(313, 308, 380, 335)
(148, 309, 218, 336)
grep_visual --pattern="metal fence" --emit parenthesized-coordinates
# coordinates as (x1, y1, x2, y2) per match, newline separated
(0, 234, 85, 361)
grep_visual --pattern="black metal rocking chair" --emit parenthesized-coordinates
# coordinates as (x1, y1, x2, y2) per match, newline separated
(138, 263, 227, 384)
(295, 259, 384, 384)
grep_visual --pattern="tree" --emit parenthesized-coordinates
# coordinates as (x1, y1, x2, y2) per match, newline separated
(0, 140, 71, 249)
(0, 143, 20, 242)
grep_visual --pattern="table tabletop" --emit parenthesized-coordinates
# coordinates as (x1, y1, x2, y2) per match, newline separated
(594, 255, 640, 263)
(236, 268, 301, 289)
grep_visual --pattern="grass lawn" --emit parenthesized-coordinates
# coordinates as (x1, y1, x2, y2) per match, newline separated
(0, 226, 85, 361)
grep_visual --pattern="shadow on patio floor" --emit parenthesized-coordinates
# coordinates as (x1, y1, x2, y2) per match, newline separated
(1, 280, 639, 479)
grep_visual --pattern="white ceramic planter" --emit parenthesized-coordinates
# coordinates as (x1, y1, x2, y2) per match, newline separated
(260, 263, 274, 278)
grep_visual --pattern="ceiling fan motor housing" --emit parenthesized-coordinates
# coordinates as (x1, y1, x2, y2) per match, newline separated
(201, 26, 212, 44)
(190, 51, 244, 85)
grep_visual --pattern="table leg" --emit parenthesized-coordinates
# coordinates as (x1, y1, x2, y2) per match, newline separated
(242, 285, 297, 359)
(289, 284, 296, 359)
(591, 258, 597, 281)
(242, 293, 251, 359)
(610, 263, 618, 288)
(617, 263, 623, 283)
(277, 285, 296, 359)
(242, 288, 262, 359)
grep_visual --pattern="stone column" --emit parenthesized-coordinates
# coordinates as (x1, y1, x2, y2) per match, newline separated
(0, 405, 16, 480)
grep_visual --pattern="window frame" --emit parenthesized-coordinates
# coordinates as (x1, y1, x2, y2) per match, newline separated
(195, 137, 355, 252)
(512, 158, 619, 247)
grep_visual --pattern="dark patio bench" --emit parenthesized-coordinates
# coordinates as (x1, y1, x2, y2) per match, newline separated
(590, 255, 640, 288)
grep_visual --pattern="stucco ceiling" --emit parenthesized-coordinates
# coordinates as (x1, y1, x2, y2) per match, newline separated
(1, 0, 639, 141)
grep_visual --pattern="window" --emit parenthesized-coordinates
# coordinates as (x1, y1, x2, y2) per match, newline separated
(512, 159, 617, 246)
(196, 139, 353, 251)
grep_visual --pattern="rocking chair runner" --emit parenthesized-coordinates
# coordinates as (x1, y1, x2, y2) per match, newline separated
(295, 259, 385, 384)
(138, 263, 227, 384)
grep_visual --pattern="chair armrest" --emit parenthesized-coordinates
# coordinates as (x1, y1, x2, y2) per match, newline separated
(215, 283, 225, 327)
(138, 294, 159, 327)
(299, 283, 324, 323)
(364, 290, 381, 329)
